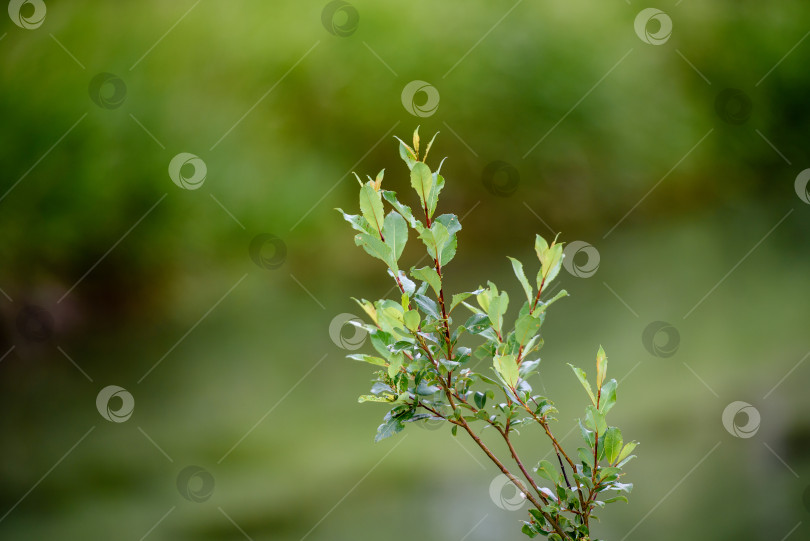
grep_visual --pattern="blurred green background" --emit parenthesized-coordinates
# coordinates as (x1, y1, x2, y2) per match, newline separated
(2, 1, 809, 540)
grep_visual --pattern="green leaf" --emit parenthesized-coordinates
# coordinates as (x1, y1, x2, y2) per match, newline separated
(568, 364, 596, 406)
(535, 460, 561, 483)
(375, 410, 412, 442)
(602, 495, 629, 504)
(412, 126, 420, 156)
(535, 235, 550, 264)
(515, 313, 542, 346)
(596, 346, 607, 390)
(359, 184, 385, 236)
(603, 427, 623, 464)
(507, 257, 533, 302)
(382, 211, 408, 261)
(413, 294, 440, 319)
(410, 162, 433, 211)
(423, 132, 439, 161)
(355, 232, 396, 270)
(579, 419, 595, 447)
(418, 221, 449, 260)
(486, 286, 509, 335)
(578, 447, 594, 469)
(449, 291, 480, 313)
(585, 405, 607, 435)
(358, 394, 396, 403)
(347, 354, 387, 367)
(387, 352, 404, 378)
(464, 313, 491, 334)
(532, 289, 569, 315)
(599, 379, 618, 414)
(403, 310, 420, 332)
(411, 266, 442, 296)
(336, 209, 373, 235)
(473, 390, 493, 410)
(543, 243, 563, 284)
(494, 354, 519, 387)
(381, 191, 419, 228)
(616, 441, 638, 465)
(369, 329, 395, 358)
(395, 136, 417, 170)
(434, 213, 461, 236)
(427, 173, 445, 218)
(434, 214, 460, 266)
(352, 297, 378, 325)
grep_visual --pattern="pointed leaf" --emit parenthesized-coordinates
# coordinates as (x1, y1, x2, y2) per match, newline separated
(355, 232, 396, 270)
(596, 346, 607, 390)
(395, 136, 417, 170)
(411, 266, 442, 296)
(508, 257, 533, 301)
(494, 354, 519, 387)
(359, 184, 385, 236)
(382, 211, 408, 261)
(381, 191, 419, 228)
(568, 364, 596, 406)
(603, 427, 623, 464)
(515, 313, 542, 346)
(617, 441, 638, 465)
(423, 132, 439, 161)
(410, 162, 433, 211)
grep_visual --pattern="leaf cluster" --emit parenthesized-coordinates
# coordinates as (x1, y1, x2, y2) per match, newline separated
(338, 129, 637, 541)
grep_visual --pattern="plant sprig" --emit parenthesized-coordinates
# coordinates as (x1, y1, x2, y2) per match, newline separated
(337, 128, 637, 541)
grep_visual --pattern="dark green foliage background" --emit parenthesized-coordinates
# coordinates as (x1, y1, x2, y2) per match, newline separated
(1, 1, 809, 540)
